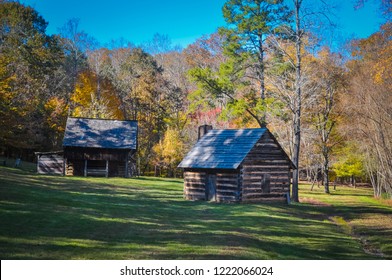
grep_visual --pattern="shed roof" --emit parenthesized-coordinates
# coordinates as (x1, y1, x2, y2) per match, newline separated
(63, 117, 137, 149)
(178, 128, 267, 170)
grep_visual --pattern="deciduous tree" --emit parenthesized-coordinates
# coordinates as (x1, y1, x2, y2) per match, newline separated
(0, 1, 64, 151)
(310, 48, 345, 193)
(345, 23, 392, 197)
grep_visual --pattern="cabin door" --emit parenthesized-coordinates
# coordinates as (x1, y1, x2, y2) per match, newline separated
(206, 174, 217, 201)
(261, 174, 271, 193)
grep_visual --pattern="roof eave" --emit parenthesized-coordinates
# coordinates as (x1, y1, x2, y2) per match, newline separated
(63, 145, 136, 150)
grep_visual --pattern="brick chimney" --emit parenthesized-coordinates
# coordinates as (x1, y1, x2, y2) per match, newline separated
(198, 125, 213, 140)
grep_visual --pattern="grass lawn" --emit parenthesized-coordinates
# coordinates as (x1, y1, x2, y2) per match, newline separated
(0, 166, 391, 259)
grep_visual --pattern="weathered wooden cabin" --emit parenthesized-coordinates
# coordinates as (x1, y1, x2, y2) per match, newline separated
(178, 126, 295, 203)
(63, 117, 138, 177)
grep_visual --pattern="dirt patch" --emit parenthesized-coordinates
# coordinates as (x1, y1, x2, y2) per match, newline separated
(299, 197, 332, 207)
(358, 236, 385, 258)
(329, 215, 386, 258)
(376, 198, 392, 207)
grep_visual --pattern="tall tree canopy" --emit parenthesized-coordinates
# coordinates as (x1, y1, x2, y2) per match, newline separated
(221, 0, 291, 124)
(188, 0, 291, 130)
(345, 22, 392, 198)
(0, 1, 64, 151)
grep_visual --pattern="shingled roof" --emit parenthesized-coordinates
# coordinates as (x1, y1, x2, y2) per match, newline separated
(63, 117, 137, 149)
(178, 128, 267, 170)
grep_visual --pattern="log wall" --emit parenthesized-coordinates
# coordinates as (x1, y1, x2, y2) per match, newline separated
(182, 131, 293, 203)
(241, 131, 291, 202)
(184, 170, 241, 202)
(215, 172, 240, 202)
(184, 171, 206, 200)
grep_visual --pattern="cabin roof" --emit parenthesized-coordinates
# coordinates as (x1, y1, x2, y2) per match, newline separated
(63, 117, 137, 149)
(178, 128, 267, 169)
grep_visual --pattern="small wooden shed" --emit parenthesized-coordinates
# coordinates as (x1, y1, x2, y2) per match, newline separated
(178, 126, 295, 203)
(35, 151, 64, 175)
(63, 117, 138, 177)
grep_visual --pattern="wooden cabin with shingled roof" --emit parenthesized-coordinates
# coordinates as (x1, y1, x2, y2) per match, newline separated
(178, 125, 296, 203)
(62, 117, 138, 177)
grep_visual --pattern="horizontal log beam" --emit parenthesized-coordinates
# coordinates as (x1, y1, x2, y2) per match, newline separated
(216, 177, 238, 182)
(184, 187, 205, 192)
(184, 184, 205, 188)
(248, 149, 284, 154)
(216, 183, 238, 188)
(242, 174, 289, 178)
(242, 178, 289, 183)
(216, 174, 238, 177)
(243, 164, 290, 169)
(242, 185, 289, 190)
(216, 188, 239, 194)
(184, 191, 205, 197)
(184, 179, 206, 183)
(242, 189, 289, 195)
(184, 175, 206, 179)
(242, 161, 291, 166)
(242, 192, 287, 198)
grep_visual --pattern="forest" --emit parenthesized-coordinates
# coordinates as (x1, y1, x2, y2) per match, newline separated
(0, 0, 391, 200)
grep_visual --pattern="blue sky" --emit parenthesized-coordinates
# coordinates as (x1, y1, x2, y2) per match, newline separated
(21, 0, 384, 48)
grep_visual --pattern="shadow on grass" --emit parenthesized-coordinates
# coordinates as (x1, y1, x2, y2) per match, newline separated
(132, 176, 183, 184)
(0, 167, 390, 260)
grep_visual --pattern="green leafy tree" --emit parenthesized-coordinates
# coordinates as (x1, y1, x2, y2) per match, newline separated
(220, 0, 291, 125)
(188, 55, 266, 127)
(0, 1, 64, 152)
(333, 144, 365, 186)
(188, 1, 291, 128)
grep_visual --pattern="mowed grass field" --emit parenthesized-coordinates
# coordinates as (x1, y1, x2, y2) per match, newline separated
(0, 166, 391, 259)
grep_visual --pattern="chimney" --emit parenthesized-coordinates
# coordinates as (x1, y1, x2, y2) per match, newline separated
(198, 125, 213, 140)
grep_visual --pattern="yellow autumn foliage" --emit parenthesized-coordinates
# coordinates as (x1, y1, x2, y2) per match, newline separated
(153, 128, 185, 167)
(71, 71, 124, 119)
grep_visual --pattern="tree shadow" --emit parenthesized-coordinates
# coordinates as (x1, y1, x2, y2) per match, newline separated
(1, 167, 390, 260)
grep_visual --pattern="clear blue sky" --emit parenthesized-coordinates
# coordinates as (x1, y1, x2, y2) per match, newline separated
(20, 0, 384, 48)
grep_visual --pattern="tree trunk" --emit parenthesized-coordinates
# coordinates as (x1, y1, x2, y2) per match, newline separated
(351, 175, 356, 188)
(323, 154, 330, 193)
(291, 0, 302, 202)
(258, 32, 266, 126)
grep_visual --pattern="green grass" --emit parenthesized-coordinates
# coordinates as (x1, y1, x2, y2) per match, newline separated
(0, 156, 36, 173)
(0, 166, 391, 259)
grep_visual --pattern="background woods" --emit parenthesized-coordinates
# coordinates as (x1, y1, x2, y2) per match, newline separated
(1, 0, 391, 199)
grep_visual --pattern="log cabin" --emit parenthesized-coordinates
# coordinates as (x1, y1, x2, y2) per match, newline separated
(62, 117, 138, 177)
(178, 125, 295, 203)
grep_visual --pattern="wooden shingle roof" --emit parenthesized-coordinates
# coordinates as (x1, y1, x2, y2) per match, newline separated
(63, 117, 137, 149)
(178, 128, 267, 170)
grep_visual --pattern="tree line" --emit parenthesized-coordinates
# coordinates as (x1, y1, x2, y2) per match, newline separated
(1, 0, 391, 199)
